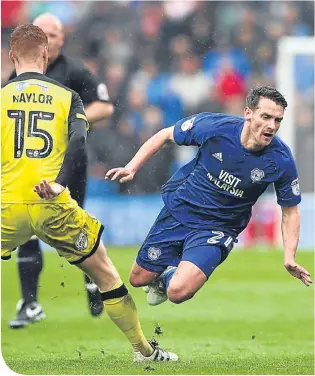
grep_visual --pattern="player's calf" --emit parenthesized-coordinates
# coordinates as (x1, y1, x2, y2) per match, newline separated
(129, 262, 160, 288)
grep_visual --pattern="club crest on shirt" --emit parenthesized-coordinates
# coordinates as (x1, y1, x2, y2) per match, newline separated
(75, 231, 88, 251)
(250, 168, 264, 182)
(291, 178, 300, 196)
(181, 117, 196, 131)
(148, 247, 161, 261)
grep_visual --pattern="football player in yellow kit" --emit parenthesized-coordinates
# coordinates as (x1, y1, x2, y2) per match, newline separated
(1, 24, 178, 363)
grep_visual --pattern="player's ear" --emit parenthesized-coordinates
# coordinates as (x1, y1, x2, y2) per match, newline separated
(59, 30, 65, 48)
(9, 50, 15, 64)
(244, 106, 252, 121)
(43, 46, 49, 60)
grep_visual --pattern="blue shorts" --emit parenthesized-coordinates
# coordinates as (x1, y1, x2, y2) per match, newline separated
(136, 206, 234, 278)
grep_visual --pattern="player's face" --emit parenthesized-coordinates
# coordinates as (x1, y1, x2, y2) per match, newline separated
(245, 98, 284, 147)
(33, 22, 64, 62)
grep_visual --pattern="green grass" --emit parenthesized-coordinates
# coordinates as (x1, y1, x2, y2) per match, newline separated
(1, 248, 314, 375)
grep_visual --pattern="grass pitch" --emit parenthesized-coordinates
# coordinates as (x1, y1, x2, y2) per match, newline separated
(1, 248, 314, 375)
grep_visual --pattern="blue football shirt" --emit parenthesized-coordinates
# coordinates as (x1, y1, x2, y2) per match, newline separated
(162, 113, 301, 238)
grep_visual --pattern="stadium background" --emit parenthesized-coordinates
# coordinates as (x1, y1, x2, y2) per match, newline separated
(1, 1, 314, 375)
(2, 0, 314, 248)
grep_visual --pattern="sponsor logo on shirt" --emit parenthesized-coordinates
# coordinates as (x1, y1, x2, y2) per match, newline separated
(15, 82, 29, 91)
(291, 178, 300, 196)
(212, 152, 223, 162)
(15, 82, 48, 92)
(207, 169, 244, 198)
(181, 117, 196, 131)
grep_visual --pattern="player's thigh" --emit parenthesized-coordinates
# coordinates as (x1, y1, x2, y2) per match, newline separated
(135, 206, 186, 274)
(167, 245, 223, 301)
(29, 200, 103, 264)
(1, 204, 33, 260)
(182, 229, 234, 279)
(168, 230, 234, 296)
(76, 240, 119, 292)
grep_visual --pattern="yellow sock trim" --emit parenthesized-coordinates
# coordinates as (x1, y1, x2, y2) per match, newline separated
(103, 281, 152, 356)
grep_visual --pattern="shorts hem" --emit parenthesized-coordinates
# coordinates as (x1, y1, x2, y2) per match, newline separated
(1, 255, 12, 260)
(69, 224, 104, 265)
(1, 248, 16, 261)
(135, 257, 166, 273)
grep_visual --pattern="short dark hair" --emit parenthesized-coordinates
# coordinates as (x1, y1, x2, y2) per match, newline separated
(10, 24, 48, 61)
(246, 86, 288, 110)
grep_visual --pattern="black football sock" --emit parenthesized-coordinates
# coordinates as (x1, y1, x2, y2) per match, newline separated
(17, 238, 43, 304)
(84, 273, 94, 285)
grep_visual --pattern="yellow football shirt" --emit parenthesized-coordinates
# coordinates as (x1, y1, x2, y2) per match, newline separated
(1, 72, 88, 203)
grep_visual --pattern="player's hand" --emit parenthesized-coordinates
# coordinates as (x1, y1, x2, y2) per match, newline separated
(34, 180, 65, 199)
(284, 260, 313, 286)
(105, 167, 135, 183)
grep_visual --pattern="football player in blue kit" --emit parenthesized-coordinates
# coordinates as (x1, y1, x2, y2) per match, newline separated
(106, 86, 312, 306)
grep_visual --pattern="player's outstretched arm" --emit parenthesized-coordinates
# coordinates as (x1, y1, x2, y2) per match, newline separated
(281, 205, 312, 286)
(105, 126, 174, 183)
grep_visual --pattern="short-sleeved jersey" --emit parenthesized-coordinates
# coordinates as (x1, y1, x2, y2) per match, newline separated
(162, 113, 301, 238)
(9, 54, 111, 107)
(1, 72, 87, 204)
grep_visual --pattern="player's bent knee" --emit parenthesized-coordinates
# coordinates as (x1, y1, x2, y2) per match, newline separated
(167, 284, 195, 304)
(129, 272, 147, 287)
(129, 266, 159, 287)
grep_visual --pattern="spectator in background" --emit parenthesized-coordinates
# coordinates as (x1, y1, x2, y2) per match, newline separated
(101, 26, 133, 66)
(130, 59, 158, 93)
(169, 35, 193, 68)
(230, 6, 267, 63)
(170, 54, 211, 115)
(135, 2, 164, 66)
(252, 42, 275, 80)
(214, 57, 246, 107)
(284, 4, 312, 36)
(196, 86, 224, 114)
(88, 116, 139, 184)
(126, 87, 148, 136)
(189, 12, 215, 56)
(135, 106, 174, 193)
(158, 0, 197, 69)
(1, 0, 27, 31)
(203, 42, 251, 82)
(295, 99, 314, 193)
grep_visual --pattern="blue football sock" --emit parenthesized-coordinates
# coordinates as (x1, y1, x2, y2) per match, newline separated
(165, 267, 176, 289)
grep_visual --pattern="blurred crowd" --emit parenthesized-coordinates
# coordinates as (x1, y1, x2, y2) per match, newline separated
(1, 1, 314, 193)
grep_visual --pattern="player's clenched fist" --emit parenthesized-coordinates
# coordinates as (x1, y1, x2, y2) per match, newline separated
(34, 180, 65, 199)
(105, 167, 135, 183)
